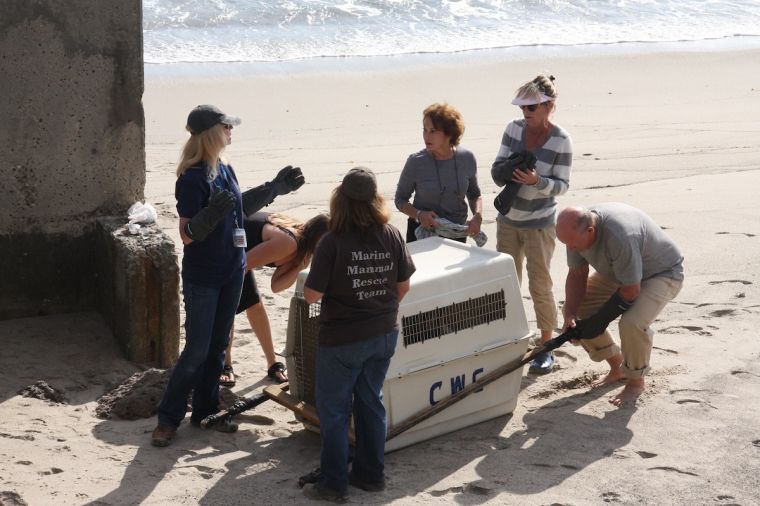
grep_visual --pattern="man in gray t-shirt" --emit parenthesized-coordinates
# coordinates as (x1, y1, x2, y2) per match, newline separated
(556, 203, 684, 406)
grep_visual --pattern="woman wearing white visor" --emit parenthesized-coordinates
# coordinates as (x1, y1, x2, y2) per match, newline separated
(490, 75, 573, 374)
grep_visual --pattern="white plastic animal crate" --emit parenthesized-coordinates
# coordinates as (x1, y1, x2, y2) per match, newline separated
(286, 237, 531, 452)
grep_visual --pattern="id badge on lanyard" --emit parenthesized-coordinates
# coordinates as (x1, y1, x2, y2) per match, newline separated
(233, 228, 247, 248)
(214, 165, 246, 249)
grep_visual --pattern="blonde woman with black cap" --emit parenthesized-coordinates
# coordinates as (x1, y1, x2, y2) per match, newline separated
(151, 105, 304, 447)
(302, 167, 416, 501)
(490, 75, 573, 375)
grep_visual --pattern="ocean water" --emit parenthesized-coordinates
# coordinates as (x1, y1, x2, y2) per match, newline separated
(143, 0, 760, 66)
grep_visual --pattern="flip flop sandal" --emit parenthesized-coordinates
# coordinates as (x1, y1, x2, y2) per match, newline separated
(267, 361, 287, 384)
(219, 364, 236, 387)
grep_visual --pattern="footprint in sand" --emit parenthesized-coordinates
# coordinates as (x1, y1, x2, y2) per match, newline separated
(429, 481, 495, 497)
(647, 466, 699, 477)
(659, 325, 711, 337)
(708, 308, 741, 318)
(708, 279, 753, 285)
(652, 345, 679, 354)
(429, 486, 463, 497)
(731, 369, 760, 378)
(177, 464, 225, 480)
(635, 451, 657, 459)
(601, 491, 621, 503)
(715, 231, 756, 237)
(38, 468, 64, 476)
(675, 398, 717, 409)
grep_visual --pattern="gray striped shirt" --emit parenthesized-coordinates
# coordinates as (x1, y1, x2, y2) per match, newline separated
(490, 119, 573, 229)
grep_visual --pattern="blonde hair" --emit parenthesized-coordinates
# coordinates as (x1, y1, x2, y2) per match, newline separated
(329, 187, 390, 235)
(176, 124, 228, 178)
(423, 103, 465, 146)
(514, 74, 558, 108)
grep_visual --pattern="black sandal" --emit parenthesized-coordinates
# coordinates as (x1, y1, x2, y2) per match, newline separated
(220, 364, 236, 387)
(267, 361, 287, 384)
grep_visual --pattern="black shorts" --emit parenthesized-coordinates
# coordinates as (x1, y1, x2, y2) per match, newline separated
(236, 270, 261, 314)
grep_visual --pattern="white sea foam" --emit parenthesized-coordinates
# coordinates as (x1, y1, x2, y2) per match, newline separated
(143, 0, 760, 65)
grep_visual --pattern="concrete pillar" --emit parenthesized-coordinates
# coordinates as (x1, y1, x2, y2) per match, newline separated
(0, 1, 179, 366)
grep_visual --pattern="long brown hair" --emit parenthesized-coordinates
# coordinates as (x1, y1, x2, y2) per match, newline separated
(269, 213, 329, 267)
(328, 188, 390, 235)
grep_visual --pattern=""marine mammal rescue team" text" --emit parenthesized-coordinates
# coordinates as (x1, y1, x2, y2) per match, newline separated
(348, 250, 393, 300)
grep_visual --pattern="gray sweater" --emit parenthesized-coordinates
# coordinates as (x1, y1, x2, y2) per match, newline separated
(395, 147, 481, 225)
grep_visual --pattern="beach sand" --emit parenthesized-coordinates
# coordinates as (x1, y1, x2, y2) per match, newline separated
(1, 48, 759, 505)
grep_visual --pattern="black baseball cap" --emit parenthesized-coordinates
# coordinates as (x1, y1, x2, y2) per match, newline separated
(186, 104, 241, 134)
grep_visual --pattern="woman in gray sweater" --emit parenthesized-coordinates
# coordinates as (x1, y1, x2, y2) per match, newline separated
(395, 102, 483, 243)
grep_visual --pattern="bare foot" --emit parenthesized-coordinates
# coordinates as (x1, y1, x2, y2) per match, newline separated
(610, 378, 645, 407)
(591, 353, 624, 388)
(591, 369, 624, 388)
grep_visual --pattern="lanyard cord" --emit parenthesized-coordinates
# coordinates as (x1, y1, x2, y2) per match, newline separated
(209, 162, 240, 228)
(433, 148, 461, 207)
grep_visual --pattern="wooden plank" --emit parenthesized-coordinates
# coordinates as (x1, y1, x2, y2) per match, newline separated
(264, 383, 320, 427)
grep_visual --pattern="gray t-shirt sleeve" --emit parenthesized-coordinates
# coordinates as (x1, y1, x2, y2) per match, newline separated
(465, 151, 481, 202)
(394, 156, 416, 211)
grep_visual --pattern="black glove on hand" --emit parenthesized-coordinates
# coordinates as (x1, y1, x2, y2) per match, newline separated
(493, 182, 521, 215)
(184, 190, 235, 242)
(272, 165, 305, 195)
(241, 166, 306, 216)
(519, 150, 537, 171)
(575, 291, 634, 340)
(493, 152, 525, 182)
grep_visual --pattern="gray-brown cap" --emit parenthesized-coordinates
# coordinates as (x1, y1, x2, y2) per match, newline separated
(340, 166, 377, 202)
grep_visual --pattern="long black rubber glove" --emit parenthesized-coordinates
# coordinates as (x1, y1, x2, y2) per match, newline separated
(242, 166, 305, 216)
(575, 291, 634, 340)
(183, 190, 235, 242)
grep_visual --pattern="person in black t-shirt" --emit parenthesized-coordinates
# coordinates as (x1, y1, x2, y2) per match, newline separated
(302, 167, 416, 501)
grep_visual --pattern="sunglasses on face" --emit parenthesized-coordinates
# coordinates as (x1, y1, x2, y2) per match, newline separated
(222, 123, 233, 130)
(519, 103, 547, 112)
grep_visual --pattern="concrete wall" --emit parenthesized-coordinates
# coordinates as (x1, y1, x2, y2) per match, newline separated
(0, 0, 144, 315)
(96, 219, 180, 368)
(0, 1, 179, 366)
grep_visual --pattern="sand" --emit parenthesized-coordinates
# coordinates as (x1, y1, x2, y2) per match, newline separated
(1, 47, 759, 505)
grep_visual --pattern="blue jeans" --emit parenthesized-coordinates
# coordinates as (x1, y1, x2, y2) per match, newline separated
(315, 329, 398, 494)
(157, 272, 243, 427)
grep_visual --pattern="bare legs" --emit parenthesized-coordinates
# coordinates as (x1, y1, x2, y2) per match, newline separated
(223, 302, 287, 383)
(590, 352, 645, 406)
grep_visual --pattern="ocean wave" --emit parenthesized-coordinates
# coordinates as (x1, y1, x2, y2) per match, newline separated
(143, 0, 760, 64)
